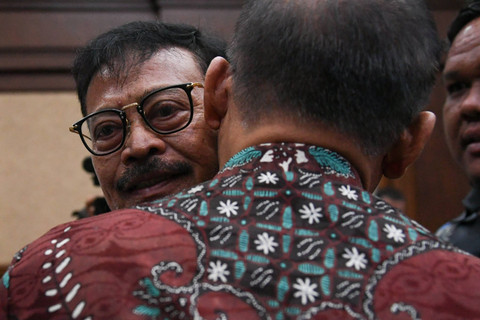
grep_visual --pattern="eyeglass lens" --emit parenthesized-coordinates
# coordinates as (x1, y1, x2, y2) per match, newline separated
(80, 87, 192, 155)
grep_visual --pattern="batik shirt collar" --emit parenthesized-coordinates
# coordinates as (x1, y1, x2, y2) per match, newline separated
(220, 142, 362, 188)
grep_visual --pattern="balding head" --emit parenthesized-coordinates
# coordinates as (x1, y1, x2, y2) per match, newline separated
(228, 0, 441, 156)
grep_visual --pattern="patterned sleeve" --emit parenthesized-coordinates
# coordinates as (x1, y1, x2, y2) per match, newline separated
(0, 269, 8, 318)
(0, 255, 18, 318)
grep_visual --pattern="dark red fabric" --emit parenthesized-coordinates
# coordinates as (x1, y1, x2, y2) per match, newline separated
(2, 143, 480, 319)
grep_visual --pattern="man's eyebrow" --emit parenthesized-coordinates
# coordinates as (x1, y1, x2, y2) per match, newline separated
(442, 70, 459, 81)
(141, 88, 153, 98)
(443, 63, 480, 81)
(140, 85, 168, 99)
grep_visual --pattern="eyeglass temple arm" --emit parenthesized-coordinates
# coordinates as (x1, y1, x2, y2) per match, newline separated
(69, 126, 92, 141)
(189, 82, 204, 89)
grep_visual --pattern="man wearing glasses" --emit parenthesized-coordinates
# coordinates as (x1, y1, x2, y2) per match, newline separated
(70, 21, 226, 211)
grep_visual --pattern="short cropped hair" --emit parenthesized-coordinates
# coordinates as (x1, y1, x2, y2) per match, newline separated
(447, 0, 480, 44)
(228, 0, 442, 155)
(73, 21, 227, 116)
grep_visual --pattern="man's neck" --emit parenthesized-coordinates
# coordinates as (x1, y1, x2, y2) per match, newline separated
(217, 119, 384, 192)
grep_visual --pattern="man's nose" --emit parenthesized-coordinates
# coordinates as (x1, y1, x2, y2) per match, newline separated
(461, 82, 480, 122)
(120, 118, 167, 164)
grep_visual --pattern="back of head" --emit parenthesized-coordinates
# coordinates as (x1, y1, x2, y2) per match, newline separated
(73, 21, 227, 116)
(228, 0, 441, 155)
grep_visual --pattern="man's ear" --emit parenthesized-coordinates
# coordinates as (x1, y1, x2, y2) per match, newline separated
(204, 57, 231, 130)
(382, 111, 436, 179)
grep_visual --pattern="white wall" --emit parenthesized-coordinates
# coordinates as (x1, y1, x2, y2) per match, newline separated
(0, 92, 101, 265)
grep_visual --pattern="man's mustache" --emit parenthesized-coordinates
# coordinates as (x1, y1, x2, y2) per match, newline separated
(116, 158, 192, 192)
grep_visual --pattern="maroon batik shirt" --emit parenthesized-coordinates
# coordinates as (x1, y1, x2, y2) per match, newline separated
(2, 143, 480, 319)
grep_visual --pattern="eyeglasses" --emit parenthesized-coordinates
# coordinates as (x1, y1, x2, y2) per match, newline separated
(69, 82, 203, 156)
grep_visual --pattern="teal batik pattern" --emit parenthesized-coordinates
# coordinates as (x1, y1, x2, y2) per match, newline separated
(134, 143, 450, 319)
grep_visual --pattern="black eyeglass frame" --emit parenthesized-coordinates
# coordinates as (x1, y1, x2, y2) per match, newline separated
(69, 82, 203, 156)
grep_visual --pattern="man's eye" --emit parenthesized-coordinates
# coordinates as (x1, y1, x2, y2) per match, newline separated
(155, 105, 177, 118)
(93, 123, 122, 140)
(447, 82, 470, 95)
(145, 101, 191, 132)
(149, 101, 189, 119)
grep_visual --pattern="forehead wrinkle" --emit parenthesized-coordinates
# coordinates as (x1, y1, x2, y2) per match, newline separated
(97, 50, 148, 90)
(451, 19, 480, 52)
(89, 48, 205, 112)
(445, 40, 480, 79)
(444, 53, 480, 80)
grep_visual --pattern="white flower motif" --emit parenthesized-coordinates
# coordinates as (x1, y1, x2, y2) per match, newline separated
(254, 232, 278, 255)
(338, 185, 358, 201)
(293, 278, 319, 305)
(299, 203, 323, 224)
(187, 185, 204, 194)
(295, 150, 308, 164)
(217, 200, 239, 217)
(207, 260, 230, 283)
(258, 172, 279, 184)
(383, 224, 405, 243)
(342, 247, 368, 271)
(260, 150, 274, 162)
(279, 158, 292, 173)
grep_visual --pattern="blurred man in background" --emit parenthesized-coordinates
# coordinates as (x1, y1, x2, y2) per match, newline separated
(437, 0, 480, 257)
